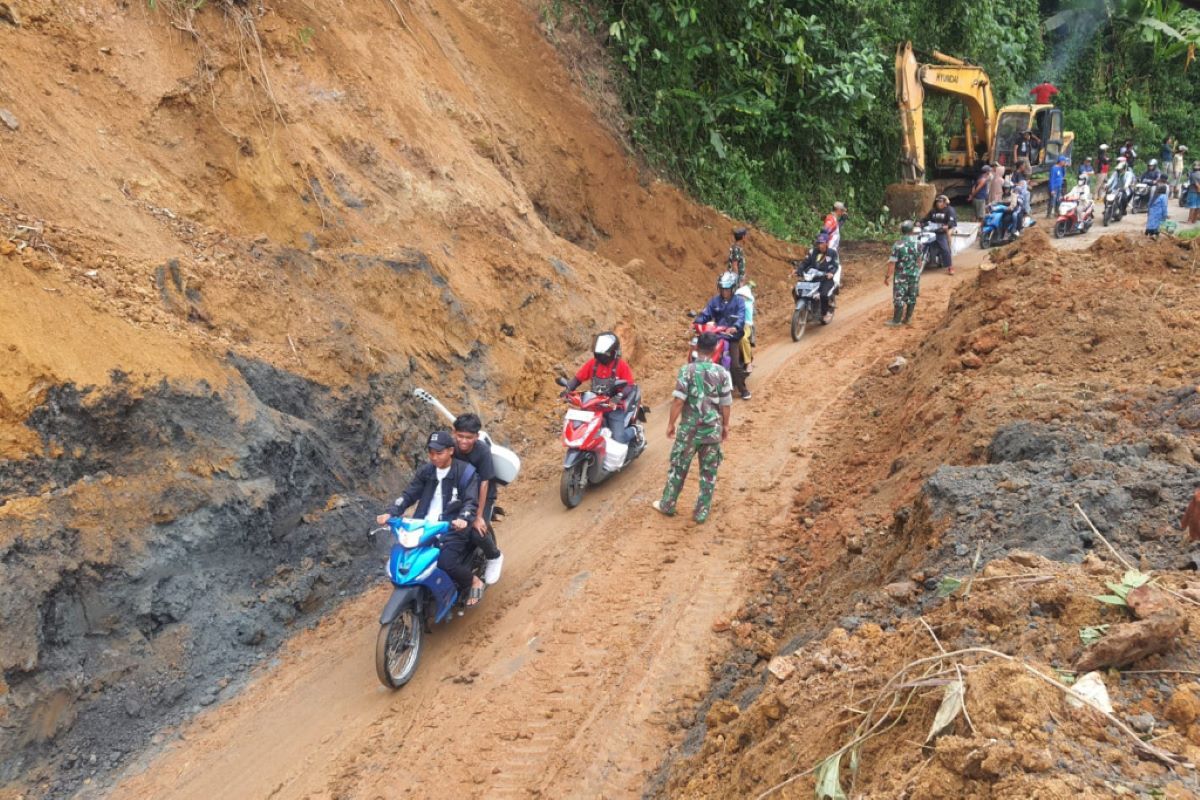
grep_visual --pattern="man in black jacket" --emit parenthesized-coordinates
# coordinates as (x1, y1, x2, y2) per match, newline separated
(921, 194, 958, 275)
(376, 431, 484, 604)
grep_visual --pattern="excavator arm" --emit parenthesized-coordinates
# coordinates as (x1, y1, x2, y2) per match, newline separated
(895, 41, 996, 182)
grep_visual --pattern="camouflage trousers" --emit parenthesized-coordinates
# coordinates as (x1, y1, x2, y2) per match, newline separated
(660, 434, 723, 522)
(892, 275, 919, 306)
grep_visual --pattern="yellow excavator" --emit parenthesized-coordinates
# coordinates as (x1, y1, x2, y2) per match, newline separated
(884, 41, 1074, 219)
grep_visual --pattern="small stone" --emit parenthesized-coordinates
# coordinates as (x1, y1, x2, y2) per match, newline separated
(705, 700, 740, 727)
(767, 656, 796, 681)
(1127, 712, 1157, 733)
(0, 108, 18, 131)
(1126, 584, 1173, 621)
(1165, 686, 1200, 728)
(887, 356, 907, 374)
(1008, 550, 1043, 568)
(960, 352, 983, 369)
(884, 580, 917, 602)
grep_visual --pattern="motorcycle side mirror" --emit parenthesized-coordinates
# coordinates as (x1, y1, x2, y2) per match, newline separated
(555, 376, 570, 388)
(685, 310, 697, 319)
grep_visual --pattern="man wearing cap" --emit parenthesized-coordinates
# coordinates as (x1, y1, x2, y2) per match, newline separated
(823, 202, 848, 254)
(726, 227, 748, 283)
(376, 431, 485, 605)
(967, 165, 991, 220)
(1048, 156, 1067, 218)
(885, 220, 922, 326)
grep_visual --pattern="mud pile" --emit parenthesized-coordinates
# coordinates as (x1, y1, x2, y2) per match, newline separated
(659, 231, 1200, 797)
(0, 0, 800, 794)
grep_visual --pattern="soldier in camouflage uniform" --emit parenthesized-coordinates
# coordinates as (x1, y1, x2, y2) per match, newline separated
(884, 220, 921, 326)
(726, 227, 747, 283)
(652, 333, 733, 523)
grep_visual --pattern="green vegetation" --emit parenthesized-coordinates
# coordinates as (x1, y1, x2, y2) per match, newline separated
(577, 0, 1200, 240)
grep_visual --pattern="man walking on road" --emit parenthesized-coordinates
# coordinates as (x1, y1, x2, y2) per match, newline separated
(652, 333, 732, 524)
(885, 220, 922, 326)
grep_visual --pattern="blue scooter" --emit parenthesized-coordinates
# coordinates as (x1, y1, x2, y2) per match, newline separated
(369, 517, 490, 688)
(979, 201, 1023, 249)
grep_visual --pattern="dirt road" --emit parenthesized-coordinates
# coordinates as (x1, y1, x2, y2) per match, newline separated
(103, 253, 981, 800)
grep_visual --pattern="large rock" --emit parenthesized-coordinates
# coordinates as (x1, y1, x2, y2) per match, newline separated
(1075, 610, 1187, 672)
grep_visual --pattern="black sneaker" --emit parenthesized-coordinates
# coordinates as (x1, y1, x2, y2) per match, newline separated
(740, 390, 752, 400)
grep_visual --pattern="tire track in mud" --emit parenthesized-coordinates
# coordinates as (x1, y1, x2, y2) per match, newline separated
(108, 262, 981, 800)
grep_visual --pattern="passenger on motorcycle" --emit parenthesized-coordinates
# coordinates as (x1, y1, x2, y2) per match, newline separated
(376, 431, 483, 604)
(822, 201, 848, 254)
(1065, 175, 1094, 230)
(696, 271, 751, 400)
(451, 413, 504, 585)
(921, 194, 958, 275)
(998, 180, 1020, 237)
(793, 233, 841, 325)
(561, 332, 642, 445)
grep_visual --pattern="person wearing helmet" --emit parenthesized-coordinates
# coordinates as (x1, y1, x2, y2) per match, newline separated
(726, 226, 748, 283)
(822, 202, 848, 253)
(695, 271, 750, 400)
(561, 332, 642, 445)
(1140, 158, 1164, 185)
(967, 165, 992, 220)
(997, 179, 1020, 237)
(793, 233, 841, 325)
(884, 219, 922, 326)
(920, 194, 958, 275)
(1097, 144, 1111, 181)
(1065, 173, 1095, 230)
(1106, 157, 1135, 215)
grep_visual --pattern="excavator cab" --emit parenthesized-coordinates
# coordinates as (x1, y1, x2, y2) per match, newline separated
(991, 107, 1073, 172)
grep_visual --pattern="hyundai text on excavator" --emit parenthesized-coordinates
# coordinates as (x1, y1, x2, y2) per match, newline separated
(884, 41, 1074, 219)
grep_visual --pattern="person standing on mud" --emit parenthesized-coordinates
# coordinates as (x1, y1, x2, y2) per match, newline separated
(652, 332, 732, 524)
(884, 220, 921, 326)
(726, 227, 748, 283)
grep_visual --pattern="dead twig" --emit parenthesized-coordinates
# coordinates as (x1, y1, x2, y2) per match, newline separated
(1074, 503, 1136, 572)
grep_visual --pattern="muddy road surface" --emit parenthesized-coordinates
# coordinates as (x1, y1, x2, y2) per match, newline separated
(100, 253, 985, 800)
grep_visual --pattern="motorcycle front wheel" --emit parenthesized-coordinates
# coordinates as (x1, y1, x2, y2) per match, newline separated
(1102, 205, 1113, 226)
(979, 229, 995, 249)
(1054, 220, 1069, 239)
(790, 306, 808, 342)
(560, 461, 586, 508)
(375, 605, 424, 689)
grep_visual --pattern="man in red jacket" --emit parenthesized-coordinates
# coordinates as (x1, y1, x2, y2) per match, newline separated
(561, 332, 642, 445)
(1030, 81, 1058, 104)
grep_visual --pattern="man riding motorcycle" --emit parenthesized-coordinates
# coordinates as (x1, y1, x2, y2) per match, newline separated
(920, 194, 958, 275)
(793, 233, 841, 324)
(561, 332, 643, 446)
(695, 271, 750, 400)
(1141, 158, 1164, 185)
(1106, 157, 1135, 215)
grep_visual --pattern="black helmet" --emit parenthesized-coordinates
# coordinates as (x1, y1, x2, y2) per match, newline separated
(900, 220, 915, 234)
(593, 332, 620, 366)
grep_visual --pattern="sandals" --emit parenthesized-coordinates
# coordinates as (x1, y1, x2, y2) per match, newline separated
(467, 582, 484, 606)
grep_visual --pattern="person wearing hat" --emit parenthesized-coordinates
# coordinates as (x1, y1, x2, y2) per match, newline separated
(920, 194, 958, 275)
(822, 201, 848, 254)
(967, 164, 992, 220)
(1048, 156, 1068, 218)
(1187, 160, 1200, 224)
(884, 219, 922, 326)
(726, 227, 748, 283)
(377, 431, 485, 605)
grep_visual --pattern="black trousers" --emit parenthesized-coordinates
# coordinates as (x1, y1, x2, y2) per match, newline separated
(817, 279, 836, 315)
(437, 531, 475, 595)
(933, 233, 952, 267)
(725, 336, 748, 391)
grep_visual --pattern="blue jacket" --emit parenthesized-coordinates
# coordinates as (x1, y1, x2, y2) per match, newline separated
(1147, 191, 1169, 230)
(1049, 164, 1065, 191)
(695, 293, 746, 340)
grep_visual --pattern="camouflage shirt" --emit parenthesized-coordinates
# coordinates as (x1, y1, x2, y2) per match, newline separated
(889, 236, 921, 280)
(726, 244, 746, 281)
(673, 361, 733, 445)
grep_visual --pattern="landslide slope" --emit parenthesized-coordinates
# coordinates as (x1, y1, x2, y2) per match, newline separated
(0, 1, 779, 792)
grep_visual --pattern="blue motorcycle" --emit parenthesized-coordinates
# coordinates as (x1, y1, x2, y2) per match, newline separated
(979, 201, 1025, 249)
(370, 517, 491, 688)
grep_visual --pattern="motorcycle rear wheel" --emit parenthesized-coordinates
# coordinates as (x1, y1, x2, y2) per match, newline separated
(560, 461, 586, 508)
(1054, 220, 1069, 239)
(375, 606, 423, 689)
(790, 306, 808, 342)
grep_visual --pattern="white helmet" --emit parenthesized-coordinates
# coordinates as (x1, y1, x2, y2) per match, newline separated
(1099, 143, 1109, 150)
(717, 271, 738, 290)
(1116, 157, 1127, 169)
(1077, 174, 1088, 184)
(1148, 158, 1158, 168)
